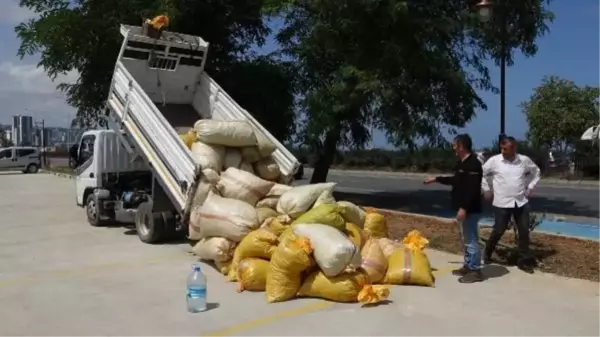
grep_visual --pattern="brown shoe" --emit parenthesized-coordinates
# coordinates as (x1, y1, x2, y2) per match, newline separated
(452, 266, 469, 276)
(458, 270, 485, 283)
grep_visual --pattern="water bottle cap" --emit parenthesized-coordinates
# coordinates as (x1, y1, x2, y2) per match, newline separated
(192, 264, 202, 272)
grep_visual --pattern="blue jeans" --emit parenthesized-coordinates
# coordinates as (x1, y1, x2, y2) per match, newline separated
(459, 214, 482, 271)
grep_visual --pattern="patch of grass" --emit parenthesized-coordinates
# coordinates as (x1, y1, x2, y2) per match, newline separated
(381, 210, 599, 282)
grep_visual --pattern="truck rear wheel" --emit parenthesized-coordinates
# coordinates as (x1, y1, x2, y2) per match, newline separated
(135, 202, 167, 244)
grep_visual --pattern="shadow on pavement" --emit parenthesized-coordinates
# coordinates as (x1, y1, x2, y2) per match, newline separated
(482, 264, 510, 279)
(332, 190, 599, 220)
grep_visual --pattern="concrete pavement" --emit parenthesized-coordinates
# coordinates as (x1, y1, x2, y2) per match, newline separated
(0, 172, 598, 335)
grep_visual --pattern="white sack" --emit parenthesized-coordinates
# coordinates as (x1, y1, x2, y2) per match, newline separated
(216, 167, 275, 206)
(189, 180, 219, 240)
(190, 191, 259, 242)
(254, 130, 277, 157)
(202, 168, 220, 185)
(267, 183, 294, 197)
(191, 237, 236, 262)
(239, 161, 255, 175)
(223, 148, 242, 169)
(337, 200, 366, 227)
(277, 182, 336, 218)
(190, 141, 225, 171)
(253, 156, 281, 181)
(293, 224, 361, 277)
(256, 196, 278, 209)
(240, 146, 262, 163)
(194, 120, 257, 147)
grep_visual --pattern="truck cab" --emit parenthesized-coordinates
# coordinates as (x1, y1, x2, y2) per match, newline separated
(72, 129, 181, 243)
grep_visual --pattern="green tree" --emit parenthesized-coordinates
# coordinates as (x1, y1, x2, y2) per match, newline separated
(270, 0, 553, 183)
(522, 75, 599, 152)
(15, 0, 296, 141)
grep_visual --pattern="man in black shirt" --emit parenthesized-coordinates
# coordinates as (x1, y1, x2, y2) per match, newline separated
(424, 134, 484, 283)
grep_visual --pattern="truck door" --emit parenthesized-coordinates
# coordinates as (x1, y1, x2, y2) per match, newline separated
(75, 134, 98, 206)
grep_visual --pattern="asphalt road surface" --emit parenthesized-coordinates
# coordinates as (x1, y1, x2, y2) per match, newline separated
(48, 157, 598, 223)
(303, 168, 599, 224)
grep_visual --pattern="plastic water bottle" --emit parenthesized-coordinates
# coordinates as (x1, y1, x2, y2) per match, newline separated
(187, 264, 207, 313)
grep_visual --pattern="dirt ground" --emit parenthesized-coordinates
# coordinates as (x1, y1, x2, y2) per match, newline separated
(382, 211, 600, 282)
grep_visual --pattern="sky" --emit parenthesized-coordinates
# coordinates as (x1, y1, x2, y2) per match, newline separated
(0, 0, 597, 148)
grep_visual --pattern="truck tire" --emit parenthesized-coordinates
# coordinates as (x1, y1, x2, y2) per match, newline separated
(86, 194, 107, 227)
(135, 202, 167, 244)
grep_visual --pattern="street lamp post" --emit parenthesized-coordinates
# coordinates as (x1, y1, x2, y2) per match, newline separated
(34, 119, 46, 168)
(476, 0, 507, 148)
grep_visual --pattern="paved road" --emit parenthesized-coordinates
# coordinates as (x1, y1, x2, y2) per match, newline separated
(303, 168, 600, 223)
(48, 157, 598, 222)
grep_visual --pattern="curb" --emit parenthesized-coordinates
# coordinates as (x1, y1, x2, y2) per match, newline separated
(41, 169, 75, 180)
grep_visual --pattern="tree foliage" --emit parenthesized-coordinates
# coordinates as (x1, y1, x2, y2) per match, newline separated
(521, 75, 599, 151)
(15, 0, 296, 141)
(269, 0, 554, 182)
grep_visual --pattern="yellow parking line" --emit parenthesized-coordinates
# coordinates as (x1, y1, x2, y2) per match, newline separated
(0, 252, 188, 288)
(202, 265, 457, 336)
(201, 301, 334, 337)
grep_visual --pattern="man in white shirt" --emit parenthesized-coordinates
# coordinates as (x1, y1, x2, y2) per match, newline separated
(481, 137, 541, 273)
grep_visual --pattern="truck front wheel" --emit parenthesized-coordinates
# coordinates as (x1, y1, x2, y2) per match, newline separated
(135, 202, 167, 244)
(86, 194, 106, 227)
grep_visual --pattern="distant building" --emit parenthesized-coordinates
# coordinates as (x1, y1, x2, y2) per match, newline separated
(12, 115, 34, 146)
(34, 128, 53, 147)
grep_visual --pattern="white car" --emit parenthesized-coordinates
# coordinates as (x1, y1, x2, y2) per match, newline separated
(0, 146, 41, 173)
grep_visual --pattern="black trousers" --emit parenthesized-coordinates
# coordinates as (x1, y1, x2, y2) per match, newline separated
(485, 202, 533, 264)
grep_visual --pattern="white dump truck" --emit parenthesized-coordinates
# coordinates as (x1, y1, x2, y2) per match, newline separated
(71, 24, 300, 243)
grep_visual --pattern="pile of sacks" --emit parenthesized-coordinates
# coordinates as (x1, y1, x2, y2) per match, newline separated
(188, 173, 436, 305)
(179, 119, 283, 186)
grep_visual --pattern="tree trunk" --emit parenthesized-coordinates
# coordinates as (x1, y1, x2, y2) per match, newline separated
(310, 126, 341, 183)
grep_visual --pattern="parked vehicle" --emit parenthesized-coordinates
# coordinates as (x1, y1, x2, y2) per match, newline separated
(70, 24, 300, 244)
(0, 146, 41, 173)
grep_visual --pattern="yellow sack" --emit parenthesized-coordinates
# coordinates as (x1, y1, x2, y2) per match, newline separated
(214, 259, 231, 275)
(363, 212, 388, 238)
(402, 229, 429, 251)
(378, 238, 401, 259)
(357, 285, 391, 305)
(345, 222, 367, 249)
(291, 203, 346, 231)
(228, 229, 278, 281)
(266, 235, 314, 303)
(383, 247, 434, 287)
(261, 217, 289, 237)
(298, 271, 388, 304)
(237, 258, 270, 292)
(360, 238, 388, 283)
(178, 130, 196, 149)
(277, 226, 295, 243)
(337, 201, 366, 227)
